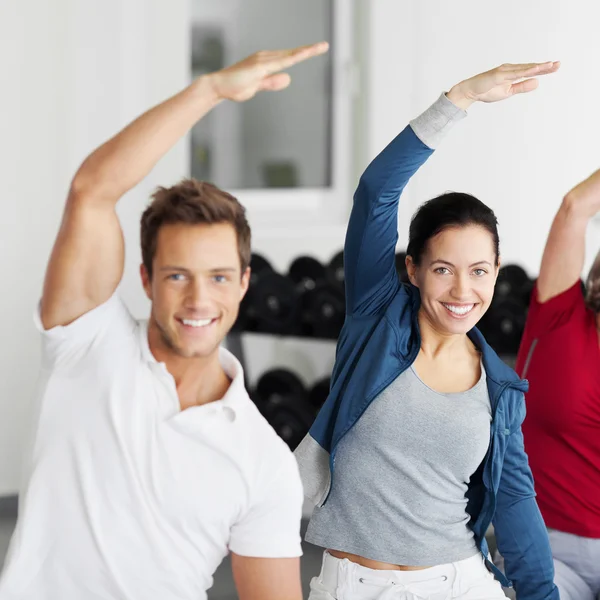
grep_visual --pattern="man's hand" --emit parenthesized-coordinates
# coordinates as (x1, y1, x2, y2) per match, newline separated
(206, 42, 329, 103)
(447, 61, 560, 110)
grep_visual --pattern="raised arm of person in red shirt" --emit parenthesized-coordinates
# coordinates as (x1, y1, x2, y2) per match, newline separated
(516, 169, 600, 376)
(537, 168, 600, 307)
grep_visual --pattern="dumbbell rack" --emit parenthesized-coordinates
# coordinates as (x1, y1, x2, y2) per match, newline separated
(230, 254, 534, 393)
(228, 331, 517, 385)
(228, 250, 344, 397)
(226, 329, 336, 407)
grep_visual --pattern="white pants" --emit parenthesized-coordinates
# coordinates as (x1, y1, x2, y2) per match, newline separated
(494, 529, 600, 600)
(548, 528, 600, 600)
(308, 551, 507, 600)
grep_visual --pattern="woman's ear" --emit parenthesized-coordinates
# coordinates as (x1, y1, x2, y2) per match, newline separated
(406, 255, 419, 287)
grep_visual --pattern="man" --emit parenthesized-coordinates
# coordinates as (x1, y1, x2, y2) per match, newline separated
(514, 167, 600, 600)
(0, 41, 329, 600)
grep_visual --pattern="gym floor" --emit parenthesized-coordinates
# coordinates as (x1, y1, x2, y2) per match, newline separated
(0, 514, 324, 599)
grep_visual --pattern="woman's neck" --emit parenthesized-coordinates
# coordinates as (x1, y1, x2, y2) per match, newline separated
(417, 309, 473, 359)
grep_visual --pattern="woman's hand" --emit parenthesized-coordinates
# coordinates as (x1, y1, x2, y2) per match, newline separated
(447, 61, 560, 110)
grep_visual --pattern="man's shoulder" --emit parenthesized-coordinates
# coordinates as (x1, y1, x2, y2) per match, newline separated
(37, 292, 141, 371)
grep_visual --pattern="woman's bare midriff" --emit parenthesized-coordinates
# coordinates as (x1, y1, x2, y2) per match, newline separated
(327, 549, 430, 571)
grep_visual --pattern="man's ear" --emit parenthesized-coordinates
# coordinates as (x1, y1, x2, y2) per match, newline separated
(140, 264, 152, 300)
(240, 267, 250, 300)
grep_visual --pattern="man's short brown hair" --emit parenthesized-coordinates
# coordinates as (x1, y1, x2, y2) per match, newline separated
(140, 179, 251, 279)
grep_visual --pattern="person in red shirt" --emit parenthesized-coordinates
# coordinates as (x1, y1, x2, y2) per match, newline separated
(515, 167, 600, 600)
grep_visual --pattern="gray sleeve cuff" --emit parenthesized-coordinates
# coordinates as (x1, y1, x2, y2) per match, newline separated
(409, 92, 467, 149)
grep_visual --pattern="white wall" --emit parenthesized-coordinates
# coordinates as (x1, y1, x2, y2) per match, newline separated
(366, 0, 600, 278)
(0, 0, 70, 496)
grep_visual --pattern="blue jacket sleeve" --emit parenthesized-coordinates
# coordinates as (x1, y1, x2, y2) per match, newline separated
(344, 93, 466, 316)
(493, 412, 559, 600)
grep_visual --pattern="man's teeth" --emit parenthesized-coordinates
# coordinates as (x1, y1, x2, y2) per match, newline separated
(442, 303, 474, 316)
(181, 318, 213, 327)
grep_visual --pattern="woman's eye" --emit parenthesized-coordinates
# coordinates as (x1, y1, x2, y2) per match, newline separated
(473, 269, 487, 277)
(435, 267, 450, 275)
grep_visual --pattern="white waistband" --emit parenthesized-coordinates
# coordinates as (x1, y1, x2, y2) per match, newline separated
(319, 551, 484, 591)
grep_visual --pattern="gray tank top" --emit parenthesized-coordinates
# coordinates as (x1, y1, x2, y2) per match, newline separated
(305, 362, 491, 566)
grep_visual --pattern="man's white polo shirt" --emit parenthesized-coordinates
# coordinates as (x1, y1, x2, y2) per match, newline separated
(0, 294, 304, 600)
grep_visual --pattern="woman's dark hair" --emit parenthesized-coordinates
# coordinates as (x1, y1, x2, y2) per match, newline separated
(406, 192, 500, 266)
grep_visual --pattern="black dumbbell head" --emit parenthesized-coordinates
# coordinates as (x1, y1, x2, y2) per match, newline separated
(250, 253, 272, 274)
(496, 265, 530, 301)
(288, 256, 326, 292)
(301, 282, 345, 339)
(479, 297, 527, 355)
(254, 369, 313, 450)
(262, 397, 315, 450)
(233, 253, 274, 332)
(256, 368, 308, 407)
(253, 271, 300, 335)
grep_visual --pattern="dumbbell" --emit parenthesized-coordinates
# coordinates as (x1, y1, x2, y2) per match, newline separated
(253, 369, 315, 450)
(496, 264, 533, 307)
(288, 256, 327, 293)
(234, 253, 273, 332)
(308, 377, 331, 416)
(289, 255, 345, 339)
(301, 283, 345, 339)
(479, 297, 527, 355)
(288, 256, 328, 336)
(252, 270, 300, 335)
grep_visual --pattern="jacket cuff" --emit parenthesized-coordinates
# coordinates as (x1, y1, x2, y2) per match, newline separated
(409, 92, 467, 149)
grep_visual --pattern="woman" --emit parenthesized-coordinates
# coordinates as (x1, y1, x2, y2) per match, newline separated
(510, 165, 600, 600)
(295, 61, 561, 600)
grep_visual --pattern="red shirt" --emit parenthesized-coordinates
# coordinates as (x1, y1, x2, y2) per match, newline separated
(516, 281, 600, 538)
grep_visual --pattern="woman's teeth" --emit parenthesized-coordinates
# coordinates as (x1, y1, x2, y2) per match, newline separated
(442, 303, 474, 316)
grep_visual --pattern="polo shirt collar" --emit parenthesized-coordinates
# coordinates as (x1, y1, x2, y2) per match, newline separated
(137, 320, 250, 417)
